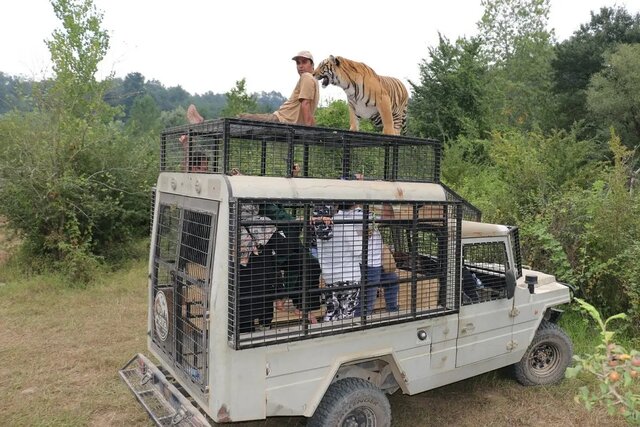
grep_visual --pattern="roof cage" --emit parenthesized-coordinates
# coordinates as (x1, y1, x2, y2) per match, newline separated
(161, 118, 442, 183)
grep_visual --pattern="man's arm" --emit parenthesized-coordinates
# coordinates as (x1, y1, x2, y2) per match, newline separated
(300, 99, 315, 126)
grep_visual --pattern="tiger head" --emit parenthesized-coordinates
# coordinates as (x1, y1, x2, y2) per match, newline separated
(312, 55, 341, 89)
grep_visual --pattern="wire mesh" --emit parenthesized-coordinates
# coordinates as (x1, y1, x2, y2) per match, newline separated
(441, 182, 482, 221)
(151, 201, 214, 394)
(509, 227, 523, 278)
(161, 118, 441, 182)
(228, 199, 461, 349)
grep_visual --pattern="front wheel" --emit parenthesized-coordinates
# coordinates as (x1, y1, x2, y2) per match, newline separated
(308, 377, 391, 427)
(513, 320, 573, 386)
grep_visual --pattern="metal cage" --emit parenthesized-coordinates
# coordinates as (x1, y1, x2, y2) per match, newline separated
(227, 198, 462, 349)
(150, 196, 218, 399)
(161, 118, 441, 183)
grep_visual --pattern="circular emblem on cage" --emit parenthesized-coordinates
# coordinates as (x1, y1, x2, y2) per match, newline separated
(154, 291, 169, 342)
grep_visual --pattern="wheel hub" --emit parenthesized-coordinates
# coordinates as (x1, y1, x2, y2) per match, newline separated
(343, 406, 376, 427)
(530, 343, 559, 373)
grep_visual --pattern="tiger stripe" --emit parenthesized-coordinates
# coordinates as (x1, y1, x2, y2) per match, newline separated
(313, 55, 409, 135)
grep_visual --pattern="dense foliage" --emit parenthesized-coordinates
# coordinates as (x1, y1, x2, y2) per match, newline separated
(0, 0, 156, 283)
(566, 299, 639, 422)
(411, 0, 640, 330)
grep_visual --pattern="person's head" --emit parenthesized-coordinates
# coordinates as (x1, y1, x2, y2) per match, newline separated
(189, 151, 209, 172)
(292, 50, 314, 75)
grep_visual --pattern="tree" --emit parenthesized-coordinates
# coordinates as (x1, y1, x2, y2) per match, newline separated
(0, 72, 34, 114)
(315, 99, 376, 132)
(0, 0, 155, 282)
(476, 0, 557, 130)
(121, 72, 145, 118)
(488, 33, 557, 130)
(408, 34, 489, 141)
(126, 93, 162, 137)
(477, 0, 551, 63)
(221, 78, 258, 117)
(315, 99, 350, 129)
(552, 6, 640, 129)
(586, 44, 640, 149)
(256, 90, 286, 113)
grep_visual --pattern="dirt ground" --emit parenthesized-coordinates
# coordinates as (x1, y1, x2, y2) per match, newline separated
(0, 224, 628, 426)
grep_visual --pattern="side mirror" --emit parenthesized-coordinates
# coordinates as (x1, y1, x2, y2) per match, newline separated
(505, 269, 517, 299)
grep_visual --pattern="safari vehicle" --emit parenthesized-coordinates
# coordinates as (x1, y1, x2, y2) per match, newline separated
(120, 119, 573, 426)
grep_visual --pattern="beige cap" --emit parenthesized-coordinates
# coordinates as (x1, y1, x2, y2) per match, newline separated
(292, 50, 314, 62)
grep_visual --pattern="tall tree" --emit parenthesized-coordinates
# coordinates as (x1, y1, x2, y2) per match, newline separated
(488, 32, 557, 130)
(221, 78, 258, 117)
(45, 0, 113, 121)
(477, 0, 557, 130)
(122, 71, 145, 118)
(552, 6, 640, 129)
(126, 93, 161, 137)
(586, 44, 640, 149)
(477, 0, 551, 63)
(0, 0, 155, 282)
(408, 34, 489, 141)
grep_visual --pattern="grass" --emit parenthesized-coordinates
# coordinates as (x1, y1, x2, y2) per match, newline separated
(0, 233, 632, 426)
(0, 257, 151, 426)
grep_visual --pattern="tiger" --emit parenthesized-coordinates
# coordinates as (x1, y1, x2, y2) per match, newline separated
(313, 55, 409, 135)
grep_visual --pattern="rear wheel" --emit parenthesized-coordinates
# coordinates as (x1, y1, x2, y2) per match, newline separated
(308, 377, 391, 427)
(513, 320, 573, 386)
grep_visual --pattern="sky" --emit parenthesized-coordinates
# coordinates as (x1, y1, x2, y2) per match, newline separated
(2, 0, 640, 104)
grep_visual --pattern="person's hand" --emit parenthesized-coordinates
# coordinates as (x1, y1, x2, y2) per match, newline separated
(292, 163, 301, 177)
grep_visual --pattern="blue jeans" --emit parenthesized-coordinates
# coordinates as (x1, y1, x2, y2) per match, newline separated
(355, 266, 399, 316)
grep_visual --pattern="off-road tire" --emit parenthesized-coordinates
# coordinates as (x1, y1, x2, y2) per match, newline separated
(307, 377, 391, 427)
(513, 320, 573, 386)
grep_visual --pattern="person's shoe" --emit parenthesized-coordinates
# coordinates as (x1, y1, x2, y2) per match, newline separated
(186, 104, 204, 124)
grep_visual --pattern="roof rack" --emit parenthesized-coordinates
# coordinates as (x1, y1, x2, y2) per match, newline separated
(161, 118, 441, 183)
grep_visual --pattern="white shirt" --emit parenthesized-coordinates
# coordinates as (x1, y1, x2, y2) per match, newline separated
(317, 208, 363, 284)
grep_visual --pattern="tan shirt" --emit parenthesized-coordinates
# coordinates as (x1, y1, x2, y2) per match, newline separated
(274, 72, 319, 124)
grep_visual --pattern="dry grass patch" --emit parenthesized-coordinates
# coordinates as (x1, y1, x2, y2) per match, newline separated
(0, 262, 152, 426)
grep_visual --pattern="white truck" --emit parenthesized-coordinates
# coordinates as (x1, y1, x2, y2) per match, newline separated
(120, 119, 573, 426)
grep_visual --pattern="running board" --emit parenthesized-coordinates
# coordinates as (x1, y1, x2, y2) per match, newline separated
(119, 354, 210, 427)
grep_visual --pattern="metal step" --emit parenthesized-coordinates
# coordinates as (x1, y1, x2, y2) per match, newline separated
(119, 354, 210, 427)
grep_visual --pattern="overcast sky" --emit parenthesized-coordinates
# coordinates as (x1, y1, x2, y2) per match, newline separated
(2, 0, 640, 104)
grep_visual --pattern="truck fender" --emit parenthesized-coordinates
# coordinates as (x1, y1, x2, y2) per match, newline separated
(306, 352, 405, 417)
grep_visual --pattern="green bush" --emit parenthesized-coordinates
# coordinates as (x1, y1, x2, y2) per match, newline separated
(0, 0, 156, 284)
(442, 128, 639, 330)
(566, 298, 640, 423)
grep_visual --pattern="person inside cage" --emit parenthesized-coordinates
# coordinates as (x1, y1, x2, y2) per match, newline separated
(233, 167, 322, 326)
(315, 201, 364, 321)
(319, 174, 399, 317)
(354, 216, 400, 317)
(236, 203, 279, 333)
(178, 131, 209, 172)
